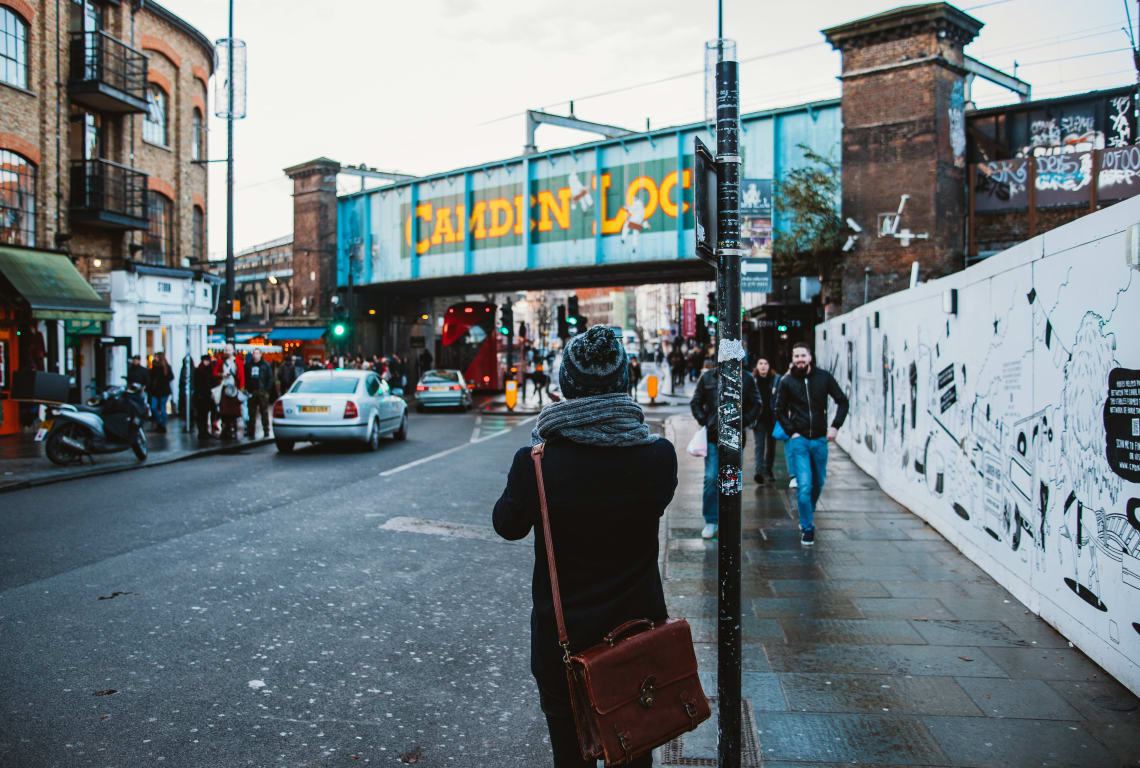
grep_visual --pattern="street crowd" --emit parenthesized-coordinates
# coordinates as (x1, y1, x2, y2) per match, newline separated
(123, 346, 432, 442)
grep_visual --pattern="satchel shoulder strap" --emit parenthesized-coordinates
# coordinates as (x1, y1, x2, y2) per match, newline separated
(531, 442, 572, 667)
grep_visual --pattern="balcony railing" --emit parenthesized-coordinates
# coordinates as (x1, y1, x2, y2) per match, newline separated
(70, 158, 149, 230)
(68, 31, 148, 114)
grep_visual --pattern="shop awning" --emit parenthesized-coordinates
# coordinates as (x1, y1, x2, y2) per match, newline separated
(207, 332, 259, 343)
(0, 246, 112, 320)
(266, 327, 326, 341)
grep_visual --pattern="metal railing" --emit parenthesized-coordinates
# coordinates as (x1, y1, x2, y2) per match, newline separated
(69, 30, 148, 100)
(70, 158, 148, 225)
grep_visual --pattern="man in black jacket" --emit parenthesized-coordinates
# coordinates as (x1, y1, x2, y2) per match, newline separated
(244, 349, 273, 439)
(773, 342, 849, 546)
(690, 357, 759, 539)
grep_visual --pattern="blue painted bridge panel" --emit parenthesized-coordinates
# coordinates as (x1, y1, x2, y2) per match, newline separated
(336, 99, 840, 288)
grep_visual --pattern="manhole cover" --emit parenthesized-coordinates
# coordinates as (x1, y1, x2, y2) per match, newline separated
(660, 698, 761, 767)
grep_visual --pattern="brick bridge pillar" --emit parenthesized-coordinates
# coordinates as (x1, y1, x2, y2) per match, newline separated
(284, 157, 341, 322)
(823, 3, 982, 312)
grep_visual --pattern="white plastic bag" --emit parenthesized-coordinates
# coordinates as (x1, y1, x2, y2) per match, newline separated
(686, 425, 708, 457)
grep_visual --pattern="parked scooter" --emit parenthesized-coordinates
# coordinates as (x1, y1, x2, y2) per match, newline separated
(37, 381, 149, 465)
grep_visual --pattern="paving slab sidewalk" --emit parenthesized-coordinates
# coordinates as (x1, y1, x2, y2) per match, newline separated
(0, 417, 272, 492)
(655, 414, 1139, 768)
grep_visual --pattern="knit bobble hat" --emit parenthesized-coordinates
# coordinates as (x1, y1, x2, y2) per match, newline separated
(559, 325, 630, 399)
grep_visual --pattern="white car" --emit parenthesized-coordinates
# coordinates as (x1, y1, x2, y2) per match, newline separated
(272, 369, 407, 453)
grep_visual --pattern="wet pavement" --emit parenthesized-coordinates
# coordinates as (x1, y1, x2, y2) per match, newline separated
(0, 416, 273, 492)
(659, 415, 1140, 768)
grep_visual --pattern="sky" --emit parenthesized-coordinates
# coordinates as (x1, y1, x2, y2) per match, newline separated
(155, 0, 1137, 260)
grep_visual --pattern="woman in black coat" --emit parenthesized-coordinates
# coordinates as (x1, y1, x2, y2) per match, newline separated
(493, 326, 677, 768)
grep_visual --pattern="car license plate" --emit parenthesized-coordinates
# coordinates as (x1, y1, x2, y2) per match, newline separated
(34, 419, 53, 442)
(300, 405, 329, 413)
(430, 386, 447, 391)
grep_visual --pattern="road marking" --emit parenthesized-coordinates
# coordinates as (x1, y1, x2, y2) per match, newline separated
(378, 516, 513, 544)
(380, 415, 536, 477)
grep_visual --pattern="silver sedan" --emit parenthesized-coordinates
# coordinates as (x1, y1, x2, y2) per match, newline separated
(272, 370, 407, 452)
(414, 369, 473, 412)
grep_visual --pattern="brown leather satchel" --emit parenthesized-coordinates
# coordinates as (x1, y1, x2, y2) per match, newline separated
(531, 442, 710, 765)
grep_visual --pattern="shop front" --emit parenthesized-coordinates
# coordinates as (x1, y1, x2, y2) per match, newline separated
(108, 264, 220, 413)
(265, 327, 327, 364)
(0, 246, 114, 436)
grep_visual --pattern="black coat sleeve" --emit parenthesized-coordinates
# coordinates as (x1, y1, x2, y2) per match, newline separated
(742, 371, 760, 429)
(493, 447, 538, 541)
(774, 376, 795, 438)
(827, 372, 850, 429)
(689, 374, 709, 425)
(650, 439, 679, 513)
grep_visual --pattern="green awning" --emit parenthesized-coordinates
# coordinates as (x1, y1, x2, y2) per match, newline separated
(0, 246, 112, 321)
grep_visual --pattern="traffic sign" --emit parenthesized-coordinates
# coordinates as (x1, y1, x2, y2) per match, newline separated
(741, 256, 772, 293)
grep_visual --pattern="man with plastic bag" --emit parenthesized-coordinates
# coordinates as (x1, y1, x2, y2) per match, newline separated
(689, 356, 758, 539)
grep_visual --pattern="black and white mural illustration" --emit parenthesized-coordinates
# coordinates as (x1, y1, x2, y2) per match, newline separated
(818, 200, 1140, 695)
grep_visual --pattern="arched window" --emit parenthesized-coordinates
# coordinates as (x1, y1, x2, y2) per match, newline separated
(191, 108, 203, 161)
(143, 85, 168, 145)
(143, 191, 173, 264)
(191, 205, 205, 262)
(0, 149, 36, 246)
(0, 6, 29, 90)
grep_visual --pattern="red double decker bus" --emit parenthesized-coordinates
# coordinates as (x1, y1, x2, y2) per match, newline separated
(439, 302, 505, 391)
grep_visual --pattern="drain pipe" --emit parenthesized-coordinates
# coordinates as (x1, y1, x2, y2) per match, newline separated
(55, 0, 62, 246)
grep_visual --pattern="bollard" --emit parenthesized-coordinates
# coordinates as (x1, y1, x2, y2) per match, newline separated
(505, 379, 518, 411)
(647, 375, 658, 404)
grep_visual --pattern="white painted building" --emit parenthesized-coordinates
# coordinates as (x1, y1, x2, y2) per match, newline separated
(107, 265, 220, 403)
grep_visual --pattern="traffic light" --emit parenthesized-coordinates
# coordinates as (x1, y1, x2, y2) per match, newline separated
(696, 313, 708, 345)
(707, 291, 717, 325)
(567, 295, 582, 333)
(332, 322, 347, 338)
(557, 304, 568, 339)
(500, 304, 514, 336)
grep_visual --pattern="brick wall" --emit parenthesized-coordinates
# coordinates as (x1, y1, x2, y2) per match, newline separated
(825, 5, 980, 313)
(286, 159, 341, 322)
(0, 1, 210, 279)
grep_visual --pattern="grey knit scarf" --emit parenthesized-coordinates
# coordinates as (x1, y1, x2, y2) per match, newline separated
(531, 392, 658, 447)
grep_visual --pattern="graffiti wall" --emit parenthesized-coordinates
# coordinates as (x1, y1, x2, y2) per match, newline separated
(817, 195, 1140, 695)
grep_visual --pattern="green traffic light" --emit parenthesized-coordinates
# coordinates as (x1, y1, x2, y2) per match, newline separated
(708, 315, 717, 324)
(567, 317, 578, 325)
(499, 326, 509, 335)
(777, 324, 788, 332)
(333, 323, 346, 337)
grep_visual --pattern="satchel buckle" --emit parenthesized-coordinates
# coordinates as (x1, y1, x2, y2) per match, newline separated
(614, 725, 631, 761)
(638, 676, 656, 709)
(559, 641, 571, 669)
(682, 696, 698, 727)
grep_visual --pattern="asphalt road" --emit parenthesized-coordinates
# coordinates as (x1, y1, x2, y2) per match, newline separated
(0, 406, 574, 767)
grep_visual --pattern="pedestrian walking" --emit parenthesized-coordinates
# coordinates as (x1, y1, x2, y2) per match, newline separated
(773, 342, 849, 546)
(668, 345, 685, 391)
(193, 354, 217, 439)
(531, 363, 549, 406)
(751, 357, 778, 485)
(493, 325, 676, 768)
(147, 351, 174, 433)
(214, 345, 245, 440)
(277, 355, 301, 397)
(627, 354, 642, 399)
(689, 357, 759, 539)
(244, 349, 273, 439)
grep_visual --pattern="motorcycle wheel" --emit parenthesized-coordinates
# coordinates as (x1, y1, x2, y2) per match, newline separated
(132, 426, 148, 461)
(45, 423, 86, 466)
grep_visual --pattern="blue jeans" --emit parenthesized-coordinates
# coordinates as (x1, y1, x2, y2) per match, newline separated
(702, 442, 718, 524)
(785, 436, 828, 532)
(149, 395, 169, 428)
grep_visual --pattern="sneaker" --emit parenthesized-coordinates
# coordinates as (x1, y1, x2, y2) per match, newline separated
(754, 473, 765, 485)
(801, 529, 815, 546)
(701, 523, 718, 539)
(789, 477, 798, 489)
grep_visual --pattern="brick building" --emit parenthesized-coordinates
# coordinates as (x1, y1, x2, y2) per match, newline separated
(0, 0, 215, 433)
